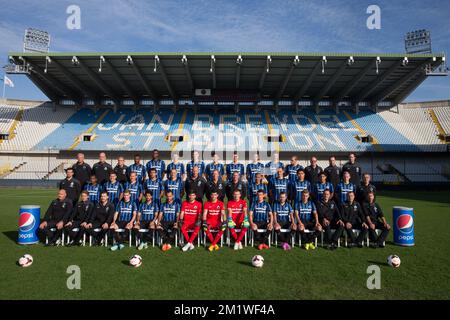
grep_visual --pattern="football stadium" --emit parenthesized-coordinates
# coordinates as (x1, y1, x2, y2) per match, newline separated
(1, 2, 450, 304)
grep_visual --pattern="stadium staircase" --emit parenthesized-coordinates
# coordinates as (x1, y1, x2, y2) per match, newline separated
(42, 162, 67, 180)
(0, 161, 27, 179)
(428, 109, 450, 144)
(376, 163, 410, 185)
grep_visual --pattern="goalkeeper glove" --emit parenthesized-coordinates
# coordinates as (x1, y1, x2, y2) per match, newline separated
(221, 221, 227, 231)
(243, 216, 250, 228)
(178, 219, 184, 227)
(195, 220, 201, 227)
(227, 217, 236, 229)
(202, 221, 208, 231)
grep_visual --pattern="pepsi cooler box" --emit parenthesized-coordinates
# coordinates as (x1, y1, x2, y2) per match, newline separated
(18, 205, 40, 245)
(393, 206, 415, 246)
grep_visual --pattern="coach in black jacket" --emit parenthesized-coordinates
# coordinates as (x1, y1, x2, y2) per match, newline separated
(206, 170, 226, 201)
(317, 189, 343, 250)
(226, 172, 247, 200)
(59, 168, 82, 206)
(342, 153, 362, 187)
(340, 191, 368, 247)
(64, 190, 94, 245)
(185, 166, 208, 202)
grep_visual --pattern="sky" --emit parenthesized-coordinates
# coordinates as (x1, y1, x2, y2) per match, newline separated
(0, 0, 449, 102)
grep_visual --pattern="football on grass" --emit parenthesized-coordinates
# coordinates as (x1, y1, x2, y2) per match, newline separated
(387, 255, 401, 268)
(129, 254, 142, 268)
(18, 254, 33, 267)
(252, 255, 264, 268)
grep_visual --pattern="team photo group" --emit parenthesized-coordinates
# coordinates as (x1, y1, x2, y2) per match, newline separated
(39, 149, 390, 252)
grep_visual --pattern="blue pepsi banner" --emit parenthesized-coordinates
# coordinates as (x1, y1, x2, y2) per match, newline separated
(18, 205, 40, 245)
(393, 206, 415, 246)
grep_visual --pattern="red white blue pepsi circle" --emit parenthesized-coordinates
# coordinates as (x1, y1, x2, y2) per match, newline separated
(18, 205, 40, 245)
(393, 207, 415, 246)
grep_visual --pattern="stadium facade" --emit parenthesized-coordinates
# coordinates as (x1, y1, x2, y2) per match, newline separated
(0, 52, 449, 185)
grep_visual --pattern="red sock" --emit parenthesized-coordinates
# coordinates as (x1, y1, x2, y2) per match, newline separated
(181, 227, 190, 243)
(188, 226, 200, 243)
(230, 228, 238, 240)
(205, 228, 214, 243)
(211, 230, 224, 246)
(237, 228, 247, 243)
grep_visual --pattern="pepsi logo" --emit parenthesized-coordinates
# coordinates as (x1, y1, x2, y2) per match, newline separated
(19, 212, 35, 232)
(397, 214, 414, 234)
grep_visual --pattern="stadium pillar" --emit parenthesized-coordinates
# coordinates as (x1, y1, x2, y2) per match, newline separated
(335, 103, 339, 114)
(355, 104, 359, 115)
(315, 104, 319, 114)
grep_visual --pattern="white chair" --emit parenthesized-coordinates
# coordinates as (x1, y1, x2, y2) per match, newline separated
(45, 228, 64, 246)
(344, 229, 366, 247)
(113, 228, 132, 247)
(320, 229, 341, 247)
(274, 228, 295, 247)
(298, 229, 318, 247)
(180, 229, 201, 247)
(227, 228, 248, 247)
(135, 228, 157, 247)
(88, 228, 108, 247)
(250, 229, 271, 247)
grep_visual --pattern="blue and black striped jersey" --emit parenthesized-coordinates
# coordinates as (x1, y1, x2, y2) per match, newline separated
(248, 182, 268, 204)
(116, 200, 137, 222)
(123, 181, 143, 206)
(246, 162, 264, 182)
(205, 163, 225, 180)
(84, 183, 102, 204)
(103, 181, 123, 206)
(139, 201, 159, 222)
(336, 182, 356, 204)
(273, 201, 294, 223)
(269, 177, 289, 202)
(250, 201, 272, 223)
(144, 179, 163, 203)
(146, 159, 166, 180)
(314, 182, 334, 202)
(186, 161, 205, 179)
(127, 163, 146, 183)
(226, 163, 245, 180)
(285, 164, 304, 183)
(265, 161, 284, 176)
(160, 201, 180, 222)
(291, 180, 312, 203)
(295, 201, 317, 223)
(164, 178, 184, 202)
(166, 162, 185, 179)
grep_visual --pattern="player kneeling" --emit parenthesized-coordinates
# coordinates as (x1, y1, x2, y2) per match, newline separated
(109, 190, 137, 251)
(180, 191, 202, 252)
(249, 190, 273, 250)
(158, 191, 181, 251)
(134, 191, 159, 250)
(203, 191, 226, 251)
(227, 190, 249, 250)
(295, 190, 322, 250)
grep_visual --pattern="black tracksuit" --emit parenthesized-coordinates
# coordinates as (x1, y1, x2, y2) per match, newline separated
(340, 201, 368, 244)
(206, 179, 226, 201)
(72, 162, 92, 188)
(114, 164, 128, 184)
(92, 161, 113, 185)
(324, 165, 341, 190)
(185, 176, 208, 202)
(317, 199, 343, 244)
(364, 202, 389, 245)
(225, 180, 247, 200)
(59, 177, 82, 205)
(342, 162, 362, 187)
(356, 183, 376, 205)
(304, 165, 323, 185)
(65, 200, 94, 243)
(86, 201, 115, 243)
(40, 198, 73, 243)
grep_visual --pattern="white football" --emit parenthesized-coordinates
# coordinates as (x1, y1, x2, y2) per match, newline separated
(387, 255, 401, 268)
(129, 254, 142, 268)
(251, 255, 264, 268)
(18, 254, 33, 268)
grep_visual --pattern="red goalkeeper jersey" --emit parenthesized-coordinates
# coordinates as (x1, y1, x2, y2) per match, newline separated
(181, 200, 202, 223)
(204, 200, 224, 224)
(227, 199, 247, 223)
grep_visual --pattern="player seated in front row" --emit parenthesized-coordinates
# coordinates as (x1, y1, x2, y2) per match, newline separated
(295, 189, 322, 250)
(39, 189, 73, 246)
(203, 191, 226, 252)
(227, 189, 250, 250)
(84, 191, 115, 246)
(340, 191, 368, 248)
(364, 191, 390, 248)
(317, 189, 343, 250)
(273, 192, 296, 250)
(109, 190, 137, 251)
(180, 190, 203, 252)
(158, 191, 181, 251)
(64, 190, 94, 246)
(134, 190, 159, 250)
(249, 189, 273, 250)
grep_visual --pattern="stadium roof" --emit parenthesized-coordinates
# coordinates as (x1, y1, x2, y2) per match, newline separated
(7, 51, 445, 108)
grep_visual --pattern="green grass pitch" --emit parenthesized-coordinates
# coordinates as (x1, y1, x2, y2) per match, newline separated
(0, 188, 449, 300)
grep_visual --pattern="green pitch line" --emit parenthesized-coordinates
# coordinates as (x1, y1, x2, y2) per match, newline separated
(0, 189, 449, 300)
